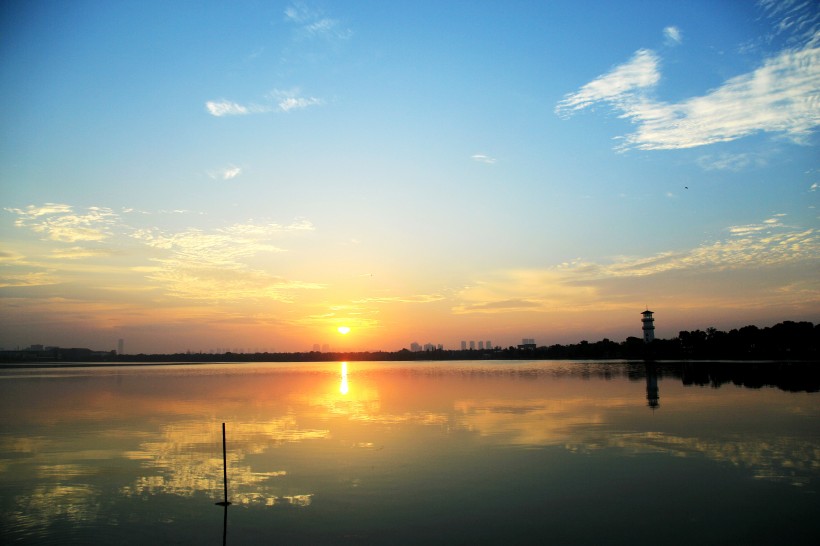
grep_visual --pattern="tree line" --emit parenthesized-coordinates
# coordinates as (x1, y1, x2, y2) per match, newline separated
(2, 320, 817, 364)
(500, 320, 819, 360)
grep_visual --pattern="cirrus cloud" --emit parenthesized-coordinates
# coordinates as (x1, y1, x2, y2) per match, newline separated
(454, 215, 819, 315)
(556, 27, 820, 150)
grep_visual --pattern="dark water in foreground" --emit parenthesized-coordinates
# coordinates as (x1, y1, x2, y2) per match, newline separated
(1, 360, 818, 545)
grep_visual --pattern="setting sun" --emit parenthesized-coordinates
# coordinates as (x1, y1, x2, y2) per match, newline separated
(337, 326, 351, 335)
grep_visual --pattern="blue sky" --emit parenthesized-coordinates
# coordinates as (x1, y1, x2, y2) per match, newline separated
(1, 0, 818, 353)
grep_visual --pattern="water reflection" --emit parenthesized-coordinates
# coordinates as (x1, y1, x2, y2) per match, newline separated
(120, 419, 318, 505)
(646, 363, 660, 410)
(1, 361, 818, 544)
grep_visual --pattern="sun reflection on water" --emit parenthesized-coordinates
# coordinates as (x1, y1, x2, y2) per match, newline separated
(1, 361, 818, 543)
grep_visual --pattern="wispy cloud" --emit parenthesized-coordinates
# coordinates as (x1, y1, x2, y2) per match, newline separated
(208, 165, 243, 180)
(6, 203, 321, 303)
(284, 2, 352, 40)
(50, 247, 116, 259)
(555, 49, 660, 117)
(268, 88, 324, 112)
(353, 294, 444, 305)
(222, 166, 242, 180)
(471, 154, 497, 165)
(454, 215, 819, 315)
(696, 152, 767, 172)
(6, 204, 119, 242)
(205, 100, 253, 117)
(0, 271, 59, 288)
(758, 0, 820, 47)
(0, 250, 59, 287)
(663, 26, 683, 46)
(556, 27, 820, 150)
(206, 89, 323, 117)
(132, 220, 320, 302)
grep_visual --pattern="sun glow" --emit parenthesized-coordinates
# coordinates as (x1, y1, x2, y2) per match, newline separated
(337, 326, 351, 335)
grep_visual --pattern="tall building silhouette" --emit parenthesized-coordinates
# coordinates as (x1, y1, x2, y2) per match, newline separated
(117, 338, 124, 355)
(641, 310, 655, 343)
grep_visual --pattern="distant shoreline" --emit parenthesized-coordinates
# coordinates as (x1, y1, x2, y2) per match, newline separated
(3, 320, 817, 364)
(1, 357, 818, 369)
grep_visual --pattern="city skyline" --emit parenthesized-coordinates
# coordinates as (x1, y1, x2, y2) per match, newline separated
(1, 1, 818, 353)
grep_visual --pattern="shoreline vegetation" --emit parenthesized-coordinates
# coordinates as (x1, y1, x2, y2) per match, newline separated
(2, 320, 817, 364)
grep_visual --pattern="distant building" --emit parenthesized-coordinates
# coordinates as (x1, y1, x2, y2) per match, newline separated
(313, 344, 321, 352)
(518, 338, 536, 350)
(117, 339, 124, 355)
(478, 341, 484, 350)
(641, 310, 655, 343)
(486, 340, 492, 350)
(461, 341, 467, 350)
(410, 342, 422, 352)
(469, 341, 475, 350)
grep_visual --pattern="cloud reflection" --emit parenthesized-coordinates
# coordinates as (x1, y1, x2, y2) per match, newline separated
(121, 419, 324, 506)
(454, 393, 819, 487)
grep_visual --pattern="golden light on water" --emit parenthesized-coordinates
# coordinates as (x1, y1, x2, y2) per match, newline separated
(340, 362, 348, 395)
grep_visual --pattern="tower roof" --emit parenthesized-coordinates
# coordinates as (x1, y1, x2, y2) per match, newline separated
(641, 310, 653, 315)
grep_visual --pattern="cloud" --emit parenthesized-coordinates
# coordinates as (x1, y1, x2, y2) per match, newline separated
(555, 49, 660, 117)
(557, 34, 820, 150)
(222, 166, 242, 179)
(284, 2, 318, 24)
(810, 182, 819, 191)
(758, 0, 820, 47)
(6, 204, 119, 242)
(206, 90, 323, 117)
(269, 88, 324, 112)
(132, 220, 320, 302)
(208, 165, 242, 180)
(455, 299, 543, 313)
(284, 2, 352, 40)
(454, 216, 819, 315)
(5, 203, 321, 303)
(353, 294, 444, 305)
(663, 26, 682, 46)
(50, 247, 116, 259)
(205, 100, 252, 117)
(696, 152, 767, 172)
(471, 154, 497, 164)
(7, 203, 73, 218)
(0, 271, 58, 288)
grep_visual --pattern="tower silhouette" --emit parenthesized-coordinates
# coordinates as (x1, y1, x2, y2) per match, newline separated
(641, 310, 655, 343)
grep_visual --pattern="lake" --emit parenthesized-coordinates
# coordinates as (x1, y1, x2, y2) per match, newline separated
(1, 360, 818, 545)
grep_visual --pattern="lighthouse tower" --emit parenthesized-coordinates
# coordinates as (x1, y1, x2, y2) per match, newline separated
(641, 310, 655, 343)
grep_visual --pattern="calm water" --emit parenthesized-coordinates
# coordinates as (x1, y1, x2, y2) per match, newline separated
(1, 360, 818, 545)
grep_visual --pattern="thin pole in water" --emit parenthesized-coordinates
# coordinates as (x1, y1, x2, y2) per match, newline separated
(215, 422, 231, 506)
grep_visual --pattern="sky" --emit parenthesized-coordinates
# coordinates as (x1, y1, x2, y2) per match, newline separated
(1, 0, 818, 354)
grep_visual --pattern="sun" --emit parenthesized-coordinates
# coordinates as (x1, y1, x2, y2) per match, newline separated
(337, 326, 351, 335)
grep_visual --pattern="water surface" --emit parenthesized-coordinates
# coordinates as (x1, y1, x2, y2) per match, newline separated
(1, 361, 818, 544)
